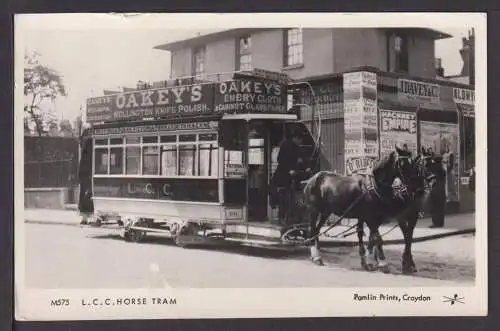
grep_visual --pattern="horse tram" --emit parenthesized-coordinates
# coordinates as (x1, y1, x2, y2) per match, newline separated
(82, 69, 322, 250)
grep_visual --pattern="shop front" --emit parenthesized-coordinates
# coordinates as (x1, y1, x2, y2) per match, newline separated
(296, 67, 475, 214)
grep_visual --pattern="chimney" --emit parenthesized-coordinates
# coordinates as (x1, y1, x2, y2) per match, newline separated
(435, 58, 444, 77)
(459, 29, 475, 85)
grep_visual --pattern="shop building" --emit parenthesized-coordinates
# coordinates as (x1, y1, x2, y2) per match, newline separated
(148, 28, 474, 213)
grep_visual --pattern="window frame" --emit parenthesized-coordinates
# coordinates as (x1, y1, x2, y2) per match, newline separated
(394, 33, 409, 73)
(93, 130, 219, 179)
(237, 36, 252, 71)
(193, 46, 206, 77)
(283, 28, 303, 67)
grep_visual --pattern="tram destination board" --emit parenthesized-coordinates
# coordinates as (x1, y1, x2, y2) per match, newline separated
(86, 79, 288, 124)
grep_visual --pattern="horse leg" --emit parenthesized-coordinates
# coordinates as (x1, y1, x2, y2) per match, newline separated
(401, 214, 418, 274)
(373, 227, 390, 274)
(308, 209, 322, 265)
(363, 228, 378, 271)
(310, 212, 328, 266)
(357, 219, 367, 269)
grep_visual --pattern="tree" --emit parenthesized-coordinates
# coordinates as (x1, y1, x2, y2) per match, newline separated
(24, 51, 67, 136)
(73, 115, 83, 137)
(59, 119, 74, 137)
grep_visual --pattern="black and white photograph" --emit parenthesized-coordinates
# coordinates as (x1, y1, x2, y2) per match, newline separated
(14, 13, 487, 320)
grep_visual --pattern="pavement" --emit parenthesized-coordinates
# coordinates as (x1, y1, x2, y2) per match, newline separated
(22, 208, 475, 246)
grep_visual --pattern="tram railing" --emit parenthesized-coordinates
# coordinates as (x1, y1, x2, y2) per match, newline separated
(148, 70, 268, 89)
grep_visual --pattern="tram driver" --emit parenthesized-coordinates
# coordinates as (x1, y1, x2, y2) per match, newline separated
(270, 128, 310, 225)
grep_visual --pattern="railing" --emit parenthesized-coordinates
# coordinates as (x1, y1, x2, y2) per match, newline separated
(24, 136, 79, 188)
(148, 70, 256, 89)
(24, 159, 78, 188)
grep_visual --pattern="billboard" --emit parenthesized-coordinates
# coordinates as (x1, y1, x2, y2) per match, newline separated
(86, 79, 288, 124)
(379, 109, 417, 158)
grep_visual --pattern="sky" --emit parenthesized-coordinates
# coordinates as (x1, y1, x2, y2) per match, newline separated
(22, 26, 471, 125)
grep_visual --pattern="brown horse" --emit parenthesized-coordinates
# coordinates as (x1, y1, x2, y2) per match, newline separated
(355, 149, 443, 274)
(302, 146, 438, 274)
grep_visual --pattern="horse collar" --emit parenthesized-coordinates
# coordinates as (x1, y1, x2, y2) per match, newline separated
(365, 175, 382, 199)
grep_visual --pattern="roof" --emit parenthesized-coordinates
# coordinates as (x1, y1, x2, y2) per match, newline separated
(153, 28, 277, 51)
(153, 27, 452, 52)
(385, 27, 453, 40)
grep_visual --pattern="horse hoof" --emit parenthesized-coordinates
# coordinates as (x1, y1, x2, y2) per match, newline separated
(312, 257, 324, 266)
(402, 265, 417, 274)
(364, 263, 377, 272)
(379, 264, 390, 274)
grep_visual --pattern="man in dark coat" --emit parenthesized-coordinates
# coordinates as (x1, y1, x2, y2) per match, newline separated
(429, 156, 447, 228)
(468, 166, 475, 193)
(270, 130, 309, 224)
(78, 124, 94, 225)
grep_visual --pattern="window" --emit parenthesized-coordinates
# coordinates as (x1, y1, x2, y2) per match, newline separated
(161, 145, 177, 176)
(143, 146, 159, 175)
(199, 133, 218, 176)
(394, 34, 409, 73)
(109, 147, 123, 174)
(126, 146, 140, 175)
(284, 28, 303, 67)
(94, 131, 218, 178)
(94, 148, 108, 174)
(193, 46, 206, 77)
(237, 36, 252, 71)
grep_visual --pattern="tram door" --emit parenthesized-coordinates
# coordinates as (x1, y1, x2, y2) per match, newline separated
(246, 120, 271, 222)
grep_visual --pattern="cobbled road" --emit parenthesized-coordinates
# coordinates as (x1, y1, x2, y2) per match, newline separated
(23, 223, 475, 289)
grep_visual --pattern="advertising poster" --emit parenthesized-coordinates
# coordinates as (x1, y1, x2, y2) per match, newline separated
(214, 79, 287, 113)
(379, 110, 418, 158)
(453, 87, 475, 118)
(343, 71, 378, 174)
(420, 121, 460, 202)
(86, 84, 215, 123)
(397, 78, 440, 107)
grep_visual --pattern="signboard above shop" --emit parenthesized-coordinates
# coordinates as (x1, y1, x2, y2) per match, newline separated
(86, 70, 289, 124)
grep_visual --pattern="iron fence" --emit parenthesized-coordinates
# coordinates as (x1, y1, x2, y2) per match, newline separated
(24, 136, 79, 188)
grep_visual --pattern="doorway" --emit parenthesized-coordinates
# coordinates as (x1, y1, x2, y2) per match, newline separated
(247, 120, 269, 222)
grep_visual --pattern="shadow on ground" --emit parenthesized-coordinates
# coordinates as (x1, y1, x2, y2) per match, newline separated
(87, 232, 475, 283)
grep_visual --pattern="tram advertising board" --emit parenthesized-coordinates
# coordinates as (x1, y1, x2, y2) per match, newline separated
(86, 84, 215, 123)
(87, 79, 288, 124)
(213, 79, 287, 114)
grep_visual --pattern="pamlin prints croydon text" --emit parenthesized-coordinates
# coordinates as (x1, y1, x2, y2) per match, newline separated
(353, 293, 432, 302)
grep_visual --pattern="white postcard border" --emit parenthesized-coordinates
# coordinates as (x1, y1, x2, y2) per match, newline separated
(14, 12, 488, 320)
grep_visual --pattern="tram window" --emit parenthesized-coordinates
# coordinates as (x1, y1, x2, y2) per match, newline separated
(179, 144, 197, 176)
(199, 133, 217, 141)
(126, 136, 141, 144)
(179, 134, 197, 142)
(160, 135, 176, 143)
(143, 136, 158, 144)
(125, 146, 141, 175)
(110, 138, 123, 145)
(161, 145, 177, 176)
(94, 148, 108, 174)
(199, 143, 218, 177)
(109, 147, 123, 174)
(95, 139, 108, 145)
(143, 146, 159, 175)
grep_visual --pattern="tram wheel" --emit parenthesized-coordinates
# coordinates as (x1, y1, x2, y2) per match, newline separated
(128, 229, 146, 243)
(91, 216, 103, 227)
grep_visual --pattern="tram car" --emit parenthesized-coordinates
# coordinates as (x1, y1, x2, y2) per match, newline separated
(81, 69, 319, 248)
